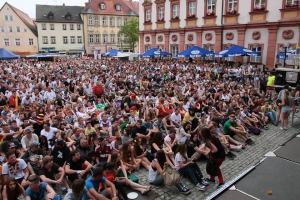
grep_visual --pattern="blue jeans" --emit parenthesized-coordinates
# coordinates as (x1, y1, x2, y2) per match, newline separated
(265, 111, 276, 122)
(178, 162, 203, 185)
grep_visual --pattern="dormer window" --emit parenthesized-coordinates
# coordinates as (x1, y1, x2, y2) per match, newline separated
(116, 4, 121, 11)
(48, 11, 54, 19)
(100, 3, 106, 10)
(65, 13, 71, 20)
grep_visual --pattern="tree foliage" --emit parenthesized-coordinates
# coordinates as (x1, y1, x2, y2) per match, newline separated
(118, 18, 139, 52)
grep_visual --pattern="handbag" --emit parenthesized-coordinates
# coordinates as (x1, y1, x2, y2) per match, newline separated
(163, 166, 181, 186)
(206, 156, 219, 176)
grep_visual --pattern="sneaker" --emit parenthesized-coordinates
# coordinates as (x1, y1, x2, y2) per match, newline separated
(205, 178, 215, 183)
(283, 127, 288, 130)
(226, 153, 234, 160)
(236, 145, 242, 151)
(201, 178, 209, 186)
(280, 127, 284, 130)
(196, 183, 206, 191)
(248, 139, 255, 145)
(246, 139, 254, 145)
(230, 152, 237, 158)
(264, 125, 269, 130)
(217, 183, 225, 188)
(180, 188, 191, 194)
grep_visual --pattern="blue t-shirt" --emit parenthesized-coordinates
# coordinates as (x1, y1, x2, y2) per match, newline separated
(142, 122, 153, 130)
(25, 182, 48, 200)
(83, 176, 106, 200)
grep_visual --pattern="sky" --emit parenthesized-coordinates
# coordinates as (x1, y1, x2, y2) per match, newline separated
(4, 0, 138, 18)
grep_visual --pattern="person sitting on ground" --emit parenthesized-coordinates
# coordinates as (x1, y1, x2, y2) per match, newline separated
(120, 142, 142, 172)
(130, 138, 151, 170)
(39, 156, 70, 192)
(25, 174, 57, 200)
(174, 144, 208, 191)
(21, 142, 45, 175)
(2, 152, 29, 187)
(51, 138, 71, 167)
(63, 178, 94, 200)
(76, 139, 94, 164)
(21, 128, 39, 152)
(84, 167, 118, 200)
(260, 101, 277, 125)
(65, 150, 93, 182)
(94, 137, 113, 167)
(2, 177, 25, 200)
(186, 133, 210, 160)
(148, 150, 191, 194)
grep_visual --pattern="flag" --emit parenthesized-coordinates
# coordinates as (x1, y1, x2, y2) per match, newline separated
(96, 103, 106, 109)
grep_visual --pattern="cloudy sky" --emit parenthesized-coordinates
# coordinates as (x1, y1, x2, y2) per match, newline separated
(5, 0, 138, 18)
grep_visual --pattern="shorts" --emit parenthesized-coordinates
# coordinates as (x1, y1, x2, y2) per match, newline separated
(16, 177, 24, 184)
(282, 106, 292, 113)
(225, 129, 235, 137)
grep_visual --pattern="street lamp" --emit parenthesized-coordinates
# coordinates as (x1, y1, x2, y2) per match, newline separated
(280, 42, 292, 68)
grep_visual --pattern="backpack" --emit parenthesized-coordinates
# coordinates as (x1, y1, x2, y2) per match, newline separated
(247, 126, 261, 135)
(28, 150, 41, 174)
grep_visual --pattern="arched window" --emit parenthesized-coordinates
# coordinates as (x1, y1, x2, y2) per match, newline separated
(116, 4, 121, 11)
(100, 3, 106, 10)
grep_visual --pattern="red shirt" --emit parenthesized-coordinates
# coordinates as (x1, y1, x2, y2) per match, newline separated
(95, 144, 112, 162)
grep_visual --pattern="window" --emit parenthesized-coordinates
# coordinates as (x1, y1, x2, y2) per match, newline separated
(250, 46, 261, 62)
(49, 15, 53, 19)
(8, 26, 12, 32)
(16, 26, 20, 32)
(63, 36, 68, 44)
(29, 39, 34, 45)
(77, 24, 81, 30)
(103, 34, 108, 43)
(70, 36, 75, 44)
(254, 0, 265, 7)
(0, 26, 4, 32)
(4, 15, 8, 21)
(50, 24, 54, 30)
(100, 3, 106, 10)
(286, 0, 299, 6)
(117, 34, 121, 42)
(110, 34, 115, 43)
(77, 36, 82, 43)
(204, 45, 214, 60)
(42, 36, 48, 44)
(66, 15, 71, 20)
(70, 24, 74, 30)
(110, 17, 115, 26)
(51, 36, 56, 44)
(88, 16, 93, 25)
(172, 5, 179, 18)
(95, 17, 100, 26)
(188, 2, 196, 15)
(9, 15, 13, 21)
(24, 29, 27, 32)
(158, 7, 164, 20)
(89, 35, 94, 43)
(6, 7, 9, 10)
(116, 4, 121, 11)
(4, 39, 9, 46)
(95, 34, 100, 43)
(124, 18, 128, 25)
(172, 46, 178, 57)
(117, 18, 122, 26)
(42, 24, 46, 30)
(62, 24, 67, 30)
(145, 9, 151, 21)
(228, 0, 238, 10)
(207, 0, 215, 13)
(102, 17, 107, 26)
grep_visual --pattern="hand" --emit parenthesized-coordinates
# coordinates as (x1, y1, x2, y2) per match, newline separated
(56, 179, 63, 185)
(164, 162, 168, 168)
(79, 170, 85, 178)
(189, 160, 194, 165)
(112, 197, 119, 200)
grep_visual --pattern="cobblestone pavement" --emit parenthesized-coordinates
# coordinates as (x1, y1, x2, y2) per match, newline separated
(53, 123, 299, 200)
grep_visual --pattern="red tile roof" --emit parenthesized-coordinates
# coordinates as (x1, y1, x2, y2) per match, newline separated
(6, 3, 38, 36)
(82, 0, 139, 16)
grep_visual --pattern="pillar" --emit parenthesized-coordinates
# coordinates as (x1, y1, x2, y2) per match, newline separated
(151, 33, 156, 48)
(179, 31, 185, 52)
(237, 28, 246, 63)
(214, 29, 222, 52)
(196, 30, 203, 47)
(164, 33, 170, 52)
(139, 33, 144, 53)
(266, 27, 278, 69)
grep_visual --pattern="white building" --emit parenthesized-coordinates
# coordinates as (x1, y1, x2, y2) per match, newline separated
(35, 4, 85, 55)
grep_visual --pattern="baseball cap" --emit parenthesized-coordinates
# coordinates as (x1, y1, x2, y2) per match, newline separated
(24, 128, 32, 133)
(55, 138, 65, 145)
(98, 137, 106, 142)
(8, 143, 17, 148)
(2, 112, 7, 116)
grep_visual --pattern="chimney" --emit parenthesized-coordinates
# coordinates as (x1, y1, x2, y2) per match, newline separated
(63, 3, 65, 6)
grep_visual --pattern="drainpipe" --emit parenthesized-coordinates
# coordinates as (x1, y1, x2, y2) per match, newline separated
(220, 0, 224, 55)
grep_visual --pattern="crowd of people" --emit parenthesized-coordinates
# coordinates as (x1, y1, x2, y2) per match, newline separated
(0, 58, 298, 200)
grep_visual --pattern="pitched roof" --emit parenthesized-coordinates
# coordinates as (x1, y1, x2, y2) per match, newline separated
(36, 5, 84, 23)
(2, 3, 38, 37)
(82, 0, 139, 16)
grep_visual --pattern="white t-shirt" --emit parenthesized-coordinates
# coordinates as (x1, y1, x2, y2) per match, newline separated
(175, 153, 187, 170)
(2, 159, 27, 179)
(171, 112, 181, 124)
(41, 127, 58, 148)
(21, 134, 39, 149)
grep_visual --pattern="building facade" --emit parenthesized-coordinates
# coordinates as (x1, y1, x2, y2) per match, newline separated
(35, 4, 84, 55)
(139, 0, 300, 68)
(82, 0, 139, 55)
(0, 3, 38, 57)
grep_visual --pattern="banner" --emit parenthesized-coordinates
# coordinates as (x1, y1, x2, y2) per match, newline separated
(94, 49, 101, 60)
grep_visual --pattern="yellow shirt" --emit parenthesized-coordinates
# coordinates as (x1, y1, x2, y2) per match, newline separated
(85, 127, 96, 136)
(267, 75, 275, 86)
(183, 112, 195, 124)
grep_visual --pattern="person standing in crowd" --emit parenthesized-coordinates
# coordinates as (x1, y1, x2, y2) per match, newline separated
(278, 90, 293, 130)
(200, 128, 226, 188)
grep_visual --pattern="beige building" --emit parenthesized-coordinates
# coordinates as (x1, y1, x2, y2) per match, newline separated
(35, 4, 84, 55)
(82, 0, 139, 55)
(0, 3, 38, 57)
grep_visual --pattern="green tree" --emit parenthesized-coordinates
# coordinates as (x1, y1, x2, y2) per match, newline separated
(118, 18, 139, 52)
